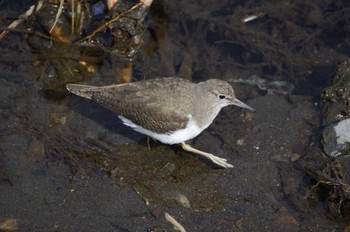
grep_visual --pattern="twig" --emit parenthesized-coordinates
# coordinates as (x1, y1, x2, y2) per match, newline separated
(49, 0, 64, 33)
(0, 0, 44, 40)
(71, 0, 75, 34)
(164, 212, 186, 232)
(133, 186, 150, 206)
(77, 2, 143, 43)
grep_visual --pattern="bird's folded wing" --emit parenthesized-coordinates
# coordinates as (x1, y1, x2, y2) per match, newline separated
(90, 85, 192, 134)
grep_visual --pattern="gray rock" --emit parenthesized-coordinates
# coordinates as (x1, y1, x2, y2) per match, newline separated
(322, 118, 350, 157)
(321, 60, 350, 157)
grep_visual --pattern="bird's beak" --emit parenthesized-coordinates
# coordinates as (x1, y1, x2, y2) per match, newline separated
(232, 98, 256, 112)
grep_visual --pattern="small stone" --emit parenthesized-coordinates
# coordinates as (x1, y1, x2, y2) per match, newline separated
(274, 207, 300, 229)
(236, 138, 245, 145)
(60, 116, 67, 125)
(27, 138, 46, 162)
(245, 112, 255, 121)
(290, 153, 300, 162)
(50, 112, 61, 125)
(174, 193, 191, 208)
(0, 218, 18, 231)
(49, 112, 67, 126)
(235, 216, 244, 230)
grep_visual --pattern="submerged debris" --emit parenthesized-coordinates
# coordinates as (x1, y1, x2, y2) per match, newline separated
(2, 0, 151, 90)
(321, 60, 350, 121)
(306, 155, 350, 218)
(321, 60, 350, 157)
(232, 75, 294, 95)
(307, 60, 350, 218)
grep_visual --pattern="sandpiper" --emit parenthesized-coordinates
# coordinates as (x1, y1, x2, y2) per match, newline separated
(66, 77, 255, 168)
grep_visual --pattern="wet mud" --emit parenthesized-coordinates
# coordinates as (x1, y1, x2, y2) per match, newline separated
(0, 0, 350, 231)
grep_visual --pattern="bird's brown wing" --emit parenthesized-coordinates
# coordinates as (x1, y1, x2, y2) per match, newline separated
(87, 80, 194, 134)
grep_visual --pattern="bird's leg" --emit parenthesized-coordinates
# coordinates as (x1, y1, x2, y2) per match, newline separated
(181, 142, 233, 168)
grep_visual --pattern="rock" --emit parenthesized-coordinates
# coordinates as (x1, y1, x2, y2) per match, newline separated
(27, 138, 46, 162)
(274, 207, 300, 230)
(321, 60, 350, 157)
(321, 60, 350, 125)
(322, 118, 350, 157)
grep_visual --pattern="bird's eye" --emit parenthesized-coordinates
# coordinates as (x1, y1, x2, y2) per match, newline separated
(218, 94, 226, 100)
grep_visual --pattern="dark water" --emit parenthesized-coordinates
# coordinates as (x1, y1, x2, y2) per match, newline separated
(0, 0, 349, 231)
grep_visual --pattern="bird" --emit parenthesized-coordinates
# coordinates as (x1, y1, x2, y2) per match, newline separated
(66, 77, 255, 168)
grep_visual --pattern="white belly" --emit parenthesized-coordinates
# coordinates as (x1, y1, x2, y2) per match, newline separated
(119, 114, 204, 145)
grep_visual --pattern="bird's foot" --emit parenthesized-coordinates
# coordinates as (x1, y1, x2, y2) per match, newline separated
(181, 142, 233, 168)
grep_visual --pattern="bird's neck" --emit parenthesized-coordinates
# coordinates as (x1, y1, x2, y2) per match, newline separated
(194, 104, 222, 130)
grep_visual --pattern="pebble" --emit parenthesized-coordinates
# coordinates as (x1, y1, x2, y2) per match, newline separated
(27, 138, 45, 162)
